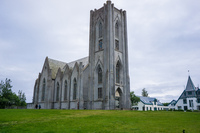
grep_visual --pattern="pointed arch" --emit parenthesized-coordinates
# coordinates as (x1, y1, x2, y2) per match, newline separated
(64, 80, 67, 100)
(56, 82, 60, 101)
(95, 58, 103, 70)
(42, 78, 45, 101)
(73, 78, 77, 100)
(115, 55, 123, 67)
(63, 64, 70, 75)
(72, 62, 79, 74)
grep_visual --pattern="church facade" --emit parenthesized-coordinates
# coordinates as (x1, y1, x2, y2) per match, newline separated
(31, 1, 131, 110)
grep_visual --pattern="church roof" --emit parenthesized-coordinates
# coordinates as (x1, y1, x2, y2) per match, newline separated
(47, 57, 89, 79)
(48, 58, 66, 79)
(67, 57, 88, 68)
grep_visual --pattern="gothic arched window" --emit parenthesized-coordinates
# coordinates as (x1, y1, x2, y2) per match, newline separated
(115, 21, 119, 38)
(99, 22, 102, 38)
(116, 61, 120, 83)
(56, 82, 59, 101)
(98, 66, 102, 84)
(64, 80, 67, 100)
(42, 78, 45, 101)
(73, 78, 77, 100)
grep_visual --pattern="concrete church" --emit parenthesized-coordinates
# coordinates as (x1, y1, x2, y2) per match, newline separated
(30, 1, 131, 110)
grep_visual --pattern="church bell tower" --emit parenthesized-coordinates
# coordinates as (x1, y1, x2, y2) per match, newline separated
(88, 1, 131, 110)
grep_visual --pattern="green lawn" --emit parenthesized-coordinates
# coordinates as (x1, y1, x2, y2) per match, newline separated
(0, 109, 199, 133)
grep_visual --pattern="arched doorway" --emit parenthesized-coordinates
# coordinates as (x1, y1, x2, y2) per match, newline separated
(115, 88, 122, 109)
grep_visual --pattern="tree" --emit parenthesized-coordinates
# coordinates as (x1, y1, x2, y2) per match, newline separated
(142, 88, 148, 97)
(18, 90, 27, 106)
(0, 79, 14, 108)
(0, 79, 26, 108)
(130, 91, 140, 106)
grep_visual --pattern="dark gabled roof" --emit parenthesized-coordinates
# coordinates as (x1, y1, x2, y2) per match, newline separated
(138, 96, 163, 106)
(168, 100, 176, 106)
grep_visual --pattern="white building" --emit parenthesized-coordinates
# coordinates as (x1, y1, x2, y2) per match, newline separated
(175, 76, 200, 111)
(132, 96, 165, 111)
(168, 100, 176, 110)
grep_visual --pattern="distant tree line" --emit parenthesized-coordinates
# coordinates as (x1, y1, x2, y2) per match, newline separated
(0, 78, 26, 109)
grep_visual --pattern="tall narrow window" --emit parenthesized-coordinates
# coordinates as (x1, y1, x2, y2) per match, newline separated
(115, 40, 119, 50)
(98, 88, 102, 99)
(42, 78, 45, 101)
(99, 40, 103, 50)
(116, 61, 120, 83)
(56, 82, 59, 101)
(189, 100, 193, 107)
(98, 66, 102, 84)
(183, 99, 187, 104)
(115, 21, 119, 38)
(64, 80, 67, 100)
(73, 78, 77, 100)
(99, 22, 102, 38)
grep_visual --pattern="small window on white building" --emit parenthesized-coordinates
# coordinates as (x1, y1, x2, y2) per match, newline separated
(183, 99, 187, 104)
(189, 100, 193, 107)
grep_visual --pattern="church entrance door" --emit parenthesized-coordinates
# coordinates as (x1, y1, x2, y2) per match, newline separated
(115, 88, 122, 109)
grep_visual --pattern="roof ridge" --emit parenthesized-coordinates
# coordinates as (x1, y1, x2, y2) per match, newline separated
(67, 56, 88, 64)
(48, 57, 67, 64)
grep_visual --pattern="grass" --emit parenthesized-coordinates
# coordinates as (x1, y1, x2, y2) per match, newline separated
(0, 109, 200, 133)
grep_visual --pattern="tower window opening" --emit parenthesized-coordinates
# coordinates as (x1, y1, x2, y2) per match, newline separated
(115, 21, 119, 38)
(42, 78, 46, 101)
(115, 40, 119, 50)
(64, 80, 67, 100)
(56, 82, 59, 101)
(98, 66, 102, 84)
(98, 88, 102, 99)
(73, 78, 77, 100)
(99, 40, 103, 50)
(99, 22, 102, 38)
(116, 61, 120, 83)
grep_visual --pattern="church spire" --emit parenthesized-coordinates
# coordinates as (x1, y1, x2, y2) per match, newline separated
(185, 75, 195, 91)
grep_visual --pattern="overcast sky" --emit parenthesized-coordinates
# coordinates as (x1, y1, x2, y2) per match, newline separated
(0, 0, 200, 103)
